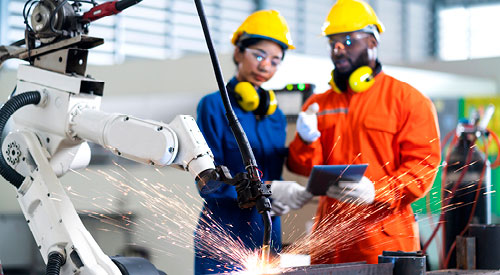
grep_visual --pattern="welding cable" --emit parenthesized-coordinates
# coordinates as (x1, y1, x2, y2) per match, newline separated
(487, 129, 500, 168)
(423, 126, 500, 265)
(439, 143, 474, 269)
(193, 0, 272, 257)
(0, 91, 41, 188)
(422, 129, 457, 253)
(424, 129, 456, 226)
(443, 136, 489, 269)
(422, 133, 473, 257)
(193, 0, 258, 171)
(440, 128, 497, 268)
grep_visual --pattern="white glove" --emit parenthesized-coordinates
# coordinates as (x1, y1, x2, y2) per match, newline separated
(270, 200, 290, 216)
(326, 176, 375, 205)
(297, 103, 321, 143)
(271, 181, 313, 209)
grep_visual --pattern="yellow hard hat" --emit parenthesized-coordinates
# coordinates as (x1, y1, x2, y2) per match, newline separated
(231, 10, 295, 50)
(322, 0, 385, 37)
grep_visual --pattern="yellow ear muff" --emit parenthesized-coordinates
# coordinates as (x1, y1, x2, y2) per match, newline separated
(349, 66, 375, 93)
(266, 89, 278, 115)
(234, 82, 259, 111)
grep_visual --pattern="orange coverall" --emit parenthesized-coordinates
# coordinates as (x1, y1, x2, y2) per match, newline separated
(288, 71, 441, 264)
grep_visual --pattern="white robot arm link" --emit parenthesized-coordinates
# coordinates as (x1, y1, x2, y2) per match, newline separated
(69, 108, 215, 177)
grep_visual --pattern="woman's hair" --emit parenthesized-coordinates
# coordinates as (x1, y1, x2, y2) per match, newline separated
(233, 38, 285, 65)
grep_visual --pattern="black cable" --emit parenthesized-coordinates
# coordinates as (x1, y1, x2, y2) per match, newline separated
(193, 0, 272, 255)
(0, 91, 41, 188)
(25, 0, 40, 63)
(193, 0, 258, 174)
(23, 0, 38, 33)
(116, 0, 143, 11)
(46, 251, 65, 275)
(50, 0, 70, 35)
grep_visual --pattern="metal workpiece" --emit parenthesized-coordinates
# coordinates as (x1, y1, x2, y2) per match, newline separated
(233, 262, 394, 275)
(468, 224, 500, 270)
(378, 251, 426, 275)
(427, 270, 500, 274)
(284, 262, 393, 275)
(456, 236, 475, 270)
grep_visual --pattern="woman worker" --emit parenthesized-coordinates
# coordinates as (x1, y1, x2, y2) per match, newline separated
(194, 9, 311, 274)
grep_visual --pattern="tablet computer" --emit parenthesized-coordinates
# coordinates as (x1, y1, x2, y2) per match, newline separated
(306, 164, 368, 196)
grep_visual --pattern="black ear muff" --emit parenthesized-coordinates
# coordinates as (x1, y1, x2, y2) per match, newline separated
(253, 88, 277, 116)
(329, 70, 343, 94)
(233, 82, 277, 115)
(330, 65, 375, 93)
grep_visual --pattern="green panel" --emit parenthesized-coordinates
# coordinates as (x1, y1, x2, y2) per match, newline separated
(412, 158, 499, 215)
(490, 157, 500, 216)
(412, 169, 442, 214)
(458, 98, 465, 118)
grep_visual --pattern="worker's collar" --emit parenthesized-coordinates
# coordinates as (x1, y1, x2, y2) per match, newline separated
(227, 76, 239, 91)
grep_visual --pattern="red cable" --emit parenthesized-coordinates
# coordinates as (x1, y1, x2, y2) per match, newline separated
(422, 130, 456, 253)
(443, 136, 489, 268)
(423, 127, 500, 268)
(487, 129, 500, 168)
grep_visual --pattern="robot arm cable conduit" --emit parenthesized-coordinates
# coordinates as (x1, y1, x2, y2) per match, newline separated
(0, 91, 41, 188)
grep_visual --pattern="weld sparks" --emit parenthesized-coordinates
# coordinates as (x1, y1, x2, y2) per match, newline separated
(63, 158, 490, 274)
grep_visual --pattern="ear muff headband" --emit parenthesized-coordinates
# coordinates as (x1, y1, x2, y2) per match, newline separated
(329, 65, 375, 93)
(266, 90, 278, 115)
(233, 81, 277, 115)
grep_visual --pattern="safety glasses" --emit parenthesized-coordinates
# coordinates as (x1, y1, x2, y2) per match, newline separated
(329, 32, 371, 50)
(245, 48, 282, 68)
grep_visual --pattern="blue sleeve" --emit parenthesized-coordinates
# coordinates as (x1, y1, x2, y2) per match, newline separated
(196, 94, 225, 166)
(196, 93, 236, 198)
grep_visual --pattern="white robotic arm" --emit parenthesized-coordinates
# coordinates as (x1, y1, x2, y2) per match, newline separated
(69, 108, 215, 176)
(0, 0, 260, 273)
(0, 63, 214, 274)
(9, 65, 215, 179)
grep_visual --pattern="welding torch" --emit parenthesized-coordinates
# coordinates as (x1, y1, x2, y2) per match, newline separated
(193, 0, 273, 265)
(82, 0, 143, 22)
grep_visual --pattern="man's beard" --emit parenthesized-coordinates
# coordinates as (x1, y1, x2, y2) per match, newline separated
(333, 51, 370, 91)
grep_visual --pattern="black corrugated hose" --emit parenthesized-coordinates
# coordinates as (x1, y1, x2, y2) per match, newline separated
(0, 91, 41, 188)
(46, 252, 65, 275)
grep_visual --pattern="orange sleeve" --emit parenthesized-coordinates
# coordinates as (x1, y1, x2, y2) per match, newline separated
(287, 97, 326, 177)
(287, 134, 324, 176)
(374, 91, 441, 208)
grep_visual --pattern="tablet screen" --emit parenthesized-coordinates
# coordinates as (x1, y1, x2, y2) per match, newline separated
(306, 164, 368, 196)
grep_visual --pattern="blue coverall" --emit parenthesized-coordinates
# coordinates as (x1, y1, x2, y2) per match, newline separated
(194, 77, 287, 274)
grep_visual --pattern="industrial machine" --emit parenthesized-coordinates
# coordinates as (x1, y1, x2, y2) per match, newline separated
(442, 106, 494, 268)
(0, 0, 272, 274)
(423, 104, 500, 270)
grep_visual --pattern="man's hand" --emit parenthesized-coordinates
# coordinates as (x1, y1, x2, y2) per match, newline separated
(270, 181, 313, 209)
(326, 176, 375, 205)
(297, 103, 321, 143)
